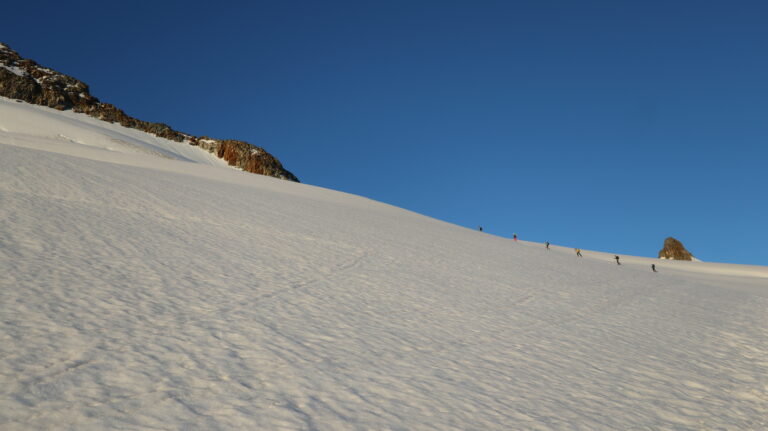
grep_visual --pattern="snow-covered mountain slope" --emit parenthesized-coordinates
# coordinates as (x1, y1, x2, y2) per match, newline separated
(1, 100, 767, 430)
(1, 42, 298, 181)
(0, 97, 229, 166)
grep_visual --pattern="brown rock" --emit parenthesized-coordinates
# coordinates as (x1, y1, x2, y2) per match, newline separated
(658, 237, 694, 260)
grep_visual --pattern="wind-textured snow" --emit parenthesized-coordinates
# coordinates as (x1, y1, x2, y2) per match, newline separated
(1, 97, 767, 430)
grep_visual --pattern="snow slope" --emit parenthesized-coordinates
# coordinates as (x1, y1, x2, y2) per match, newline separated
(0, 97, 228, 167)
(1, 98, 767, 430)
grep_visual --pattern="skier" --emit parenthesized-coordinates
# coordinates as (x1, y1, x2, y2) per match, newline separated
(478, 226, 483, 232)
(545, 241, 550, 250)
(652, 264, 657, 272)
(615, 255, 621, 265)
(513, 233, 517, 242)
(575, 248, 582, 257)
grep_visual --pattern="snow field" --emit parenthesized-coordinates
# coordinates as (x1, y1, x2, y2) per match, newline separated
(0, 97, 228, 166)
(1, 99, 767, 430)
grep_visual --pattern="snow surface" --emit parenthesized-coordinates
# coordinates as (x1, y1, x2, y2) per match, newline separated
(0, 97, 228, 167)
(0, 64, 27, 77)
(1, 98, 767, 430)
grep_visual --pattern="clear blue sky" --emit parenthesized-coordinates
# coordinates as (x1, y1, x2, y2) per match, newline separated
(4, 1, 767, 265)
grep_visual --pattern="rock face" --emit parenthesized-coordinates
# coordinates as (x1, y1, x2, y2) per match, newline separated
(0, 42, 298, 182)
(658, 237, 694, 261)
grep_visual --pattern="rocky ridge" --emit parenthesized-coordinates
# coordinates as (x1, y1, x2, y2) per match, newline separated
(658, 237, 695, 261)
(0, 42, 298, 182)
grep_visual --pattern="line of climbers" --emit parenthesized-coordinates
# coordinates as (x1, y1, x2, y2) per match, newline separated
(478, 226, 659, 272)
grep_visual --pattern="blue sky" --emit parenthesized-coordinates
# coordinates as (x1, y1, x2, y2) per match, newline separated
(4, 1, 767, 265)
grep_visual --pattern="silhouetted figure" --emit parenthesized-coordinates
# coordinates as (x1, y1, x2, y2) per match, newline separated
(615, 255, 621, 265)
(652, 264, 657, 272)
(575, 248, 582, 257)
(513, 233, 517, 242)
(545, 241, 550, 250)
(478, 226, 483, 232)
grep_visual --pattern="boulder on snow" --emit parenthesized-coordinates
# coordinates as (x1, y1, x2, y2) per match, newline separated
(658, 237, 694, 261)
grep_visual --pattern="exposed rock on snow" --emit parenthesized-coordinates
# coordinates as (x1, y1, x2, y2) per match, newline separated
(0, 42, 298, 182)
(658, 236, 695, 260)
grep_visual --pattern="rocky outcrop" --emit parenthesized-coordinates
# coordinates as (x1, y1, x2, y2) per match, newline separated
(658, 237, 694, 261)
(0, 42, 298, 182)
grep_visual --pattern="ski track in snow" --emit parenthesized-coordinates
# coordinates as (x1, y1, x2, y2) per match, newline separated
(1, 98, 767, 430)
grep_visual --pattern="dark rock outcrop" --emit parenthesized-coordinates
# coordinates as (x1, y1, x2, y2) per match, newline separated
(0, 42, 298, 182)
(658, 237, 694, 261)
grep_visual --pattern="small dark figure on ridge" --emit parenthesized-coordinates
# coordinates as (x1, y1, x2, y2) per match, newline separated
(545, 241, 550, 250)
(615, 255, 621, 265)
(575, 248, 582, 257)
(652, 264, 657, 272)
